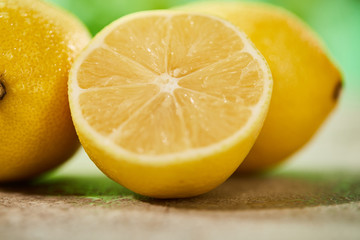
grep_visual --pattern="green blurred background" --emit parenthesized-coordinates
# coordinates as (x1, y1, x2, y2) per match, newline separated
(42, 0, 360, 178)
(45, 0, 360, 92)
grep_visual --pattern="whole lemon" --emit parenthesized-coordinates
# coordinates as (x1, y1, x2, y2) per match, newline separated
(0, 0, 90, 181)
(179, 2, 342, 172)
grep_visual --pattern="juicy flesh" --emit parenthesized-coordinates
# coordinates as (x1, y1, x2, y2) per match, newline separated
(77, 14, 264, 155)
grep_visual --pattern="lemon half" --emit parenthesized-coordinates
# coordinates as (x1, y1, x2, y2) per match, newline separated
(69, 11, 272, 198)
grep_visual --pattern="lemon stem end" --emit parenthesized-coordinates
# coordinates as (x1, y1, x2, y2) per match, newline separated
(333, 79, 343, 101)
(0, 80, 6, 101)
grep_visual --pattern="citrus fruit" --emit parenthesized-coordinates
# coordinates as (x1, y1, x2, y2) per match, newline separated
(0, 0, 90, 181)
(179, 2, 343, 172)
(69, 10, 273, 198)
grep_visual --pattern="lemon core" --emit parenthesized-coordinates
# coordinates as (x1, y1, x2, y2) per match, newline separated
(155, 73, 180, 93)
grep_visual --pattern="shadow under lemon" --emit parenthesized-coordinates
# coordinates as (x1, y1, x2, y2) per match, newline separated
(1, 170, 359, 211)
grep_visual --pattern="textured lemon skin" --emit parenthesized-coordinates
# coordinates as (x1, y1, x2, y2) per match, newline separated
(78, 126, 262, 198)
(0, 0, 90, 181)
(69, 10, 273, 198)
(179, 2, 342, 172)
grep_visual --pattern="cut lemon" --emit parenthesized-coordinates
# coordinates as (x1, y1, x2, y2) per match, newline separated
(69, 11, 273, 198)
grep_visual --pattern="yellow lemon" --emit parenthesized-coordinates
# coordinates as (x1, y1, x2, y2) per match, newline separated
(179, 2, 343, 172)
(69, 11, 273, 198)
(0, 0, 90, 181)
